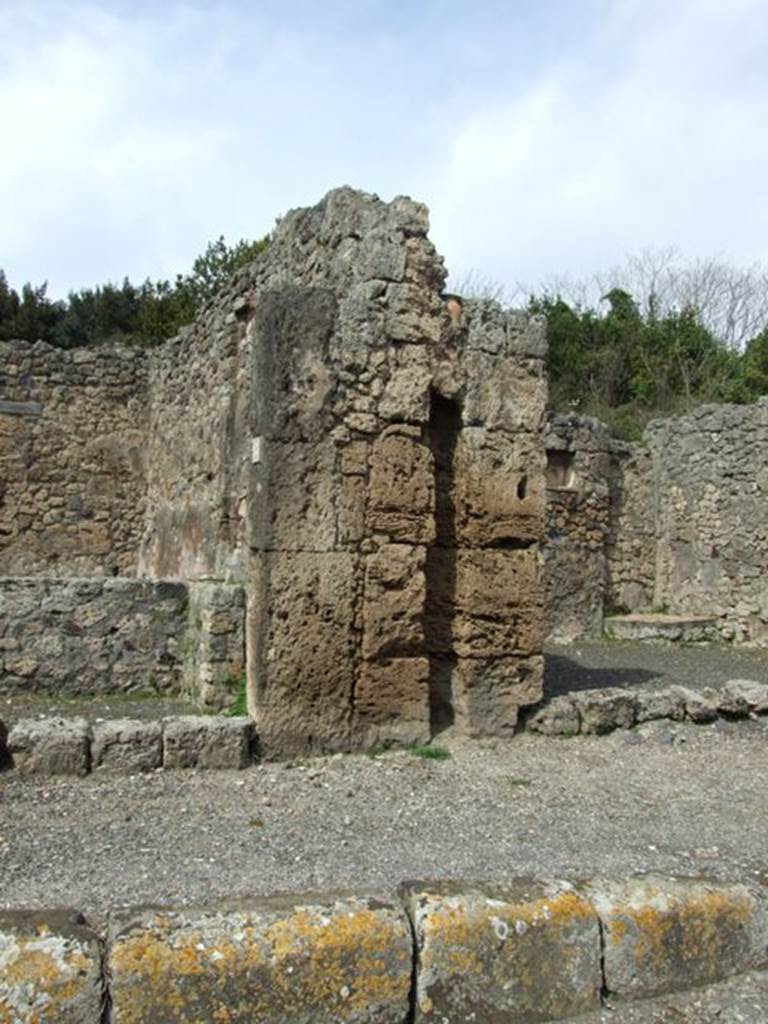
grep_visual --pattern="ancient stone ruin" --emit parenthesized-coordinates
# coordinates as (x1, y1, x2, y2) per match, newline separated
(544, 401, 768, 644)
(0, 188, 548, 756)
(3, 186, 766, 763)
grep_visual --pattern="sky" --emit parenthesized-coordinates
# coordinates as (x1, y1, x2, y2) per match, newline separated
(2, 0, 767, 299)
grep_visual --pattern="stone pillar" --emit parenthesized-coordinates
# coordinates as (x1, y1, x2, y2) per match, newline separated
(236, 189, 546, 755)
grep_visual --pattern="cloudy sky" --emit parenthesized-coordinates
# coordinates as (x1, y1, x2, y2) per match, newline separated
(2, 0, 767, 299)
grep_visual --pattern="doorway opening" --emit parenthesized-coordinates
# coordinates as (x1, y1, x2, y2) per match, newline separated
(424, 390, 461, 733)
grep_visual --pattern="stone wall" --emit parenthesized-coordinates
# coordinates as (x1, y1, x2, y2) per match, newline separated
(133, 188, 548, 754)
(0, 577, 246, 701)
(544, 414, 618, 641)
(0, 340, 148, 576)
(648, 401, 768, 642)
(239, 191, 547, 755)
(544, 401, 768, 644)
(138, 309, 252, 582)
(0, 577, 189, 695)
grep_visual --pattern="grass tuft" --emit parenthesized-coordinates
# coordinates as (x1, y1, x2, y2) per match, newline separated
(406, 743, 451, 761)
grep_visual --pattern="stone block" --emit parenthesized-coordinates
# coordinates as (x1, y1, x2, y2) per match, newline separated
(379, 343, 431, 422)
(354, 658, 431, 747)
(452, 549, 543, 658)
(453, 429, 545, 545)
(526, 695, 580, 736)
(634, 687, 686, 724)
(367, 427, 435, 544)
(362, 544, 426, 659)
(454, 655, 543, 736)
(586, 876, 768, 999)
(163, 716, 254, 769)
(723, 679, 768, 714)
(573, 688, 637, 734)
(404, 880, 602, 1023)
(717, 682, 754, 718)
(462, 353, 547, 434)
(91, 719, 162, 773)
(108, 894, 412, 1024)
(249, 440, 339, 551)
(0, 908, 103, 1023)
(8, 717, 91, 776)
(250, 551, 359, 757)
(677, 686, 719, 723)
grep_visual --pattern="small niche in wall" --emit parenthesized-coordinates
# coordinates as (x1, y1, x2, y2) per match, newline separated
(546, 449, 576, 490)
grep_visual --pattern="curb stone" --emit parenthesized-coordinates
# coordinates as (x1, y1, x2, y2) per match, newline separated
(584, 876, 768, 1000)
(403, 879, 602, 1023)
(525, 680, 768, 737)
(0, 908, 104, 1023)
(108, 893, 412, 1024)
(3, 876, 765, 1023)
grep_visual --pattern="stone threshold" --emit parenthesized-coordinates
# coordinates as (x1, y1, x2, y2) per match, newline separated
(1, 874, 767, 1022)
(604, 613, 720, 643)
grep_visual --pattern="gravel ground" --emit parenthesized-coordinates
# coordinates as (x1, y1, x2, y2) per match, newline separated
(2, 715, 767, 917)
(2, 640, 767, 920)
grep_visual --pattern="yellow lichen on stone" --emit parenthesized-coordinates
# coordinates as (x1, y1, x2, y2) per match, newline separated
(110, 901, 411, 1023)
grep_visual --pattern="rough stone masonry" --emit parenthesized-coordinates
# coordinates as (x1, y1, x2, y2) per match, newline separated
(140, 188, 548, 756)
(1, 188, 549, 755)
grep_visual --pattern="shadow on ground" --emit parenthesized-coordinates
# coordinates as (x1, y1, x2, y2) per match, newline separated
(544, 653, 661, 699)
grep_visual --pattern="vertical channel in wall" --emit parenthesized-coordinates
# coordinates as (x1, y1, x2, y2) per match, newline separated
(424, 390, 462, 733)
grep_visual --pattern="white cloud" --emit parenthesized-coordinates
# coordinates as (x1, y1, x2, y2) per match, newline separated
(432, 0, 768, 294)
(1, 0, 767, 298)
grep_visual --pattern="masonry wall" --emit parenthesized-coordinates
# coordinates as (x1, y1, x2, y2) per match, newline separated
(0, 341, 148, 577)
(0, 577, 189, 695)
(543, 415, 618, 641)
(134, 189, 548, 754)
(544, 401, 768, 645)
(138, 306, 253, 583)
(648, 401, 768, 642)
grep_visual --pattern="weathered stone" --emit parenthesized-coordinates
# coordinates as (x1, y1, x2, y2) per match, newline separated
(452, 549, 543, 658)
(453, 655, 543, 736)
(367, 428, 435, 544)
(526, 695, 581, 736)
(716, 685, 751, 718)
(91, 719, 162, 773)
(404, 880, 602, 1023)
(361, 544, 426, 659)
(573, 688, 637, 734)
(723, 679, 768, 714)
(353, 658, 431, 747)
(678, 686, 720, 723)
(586, 876, 768, 1000)
(635, 687, 686, 723)
(0, 577, 192, 697)
(163, 716, 254, 769)
(453, 429, 545, 545)
(109, 894, 412, 1024)
(249, 550, 359, 757)
(0, 909, 103, 1023)
(8, 717, 91, 775)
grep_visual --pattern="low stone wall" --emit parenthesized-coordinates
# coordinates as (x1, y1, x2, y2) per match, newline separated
(0, 577, 245, 701)
(2, 876, 766, 1023)
(5, 714, 255, 775)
